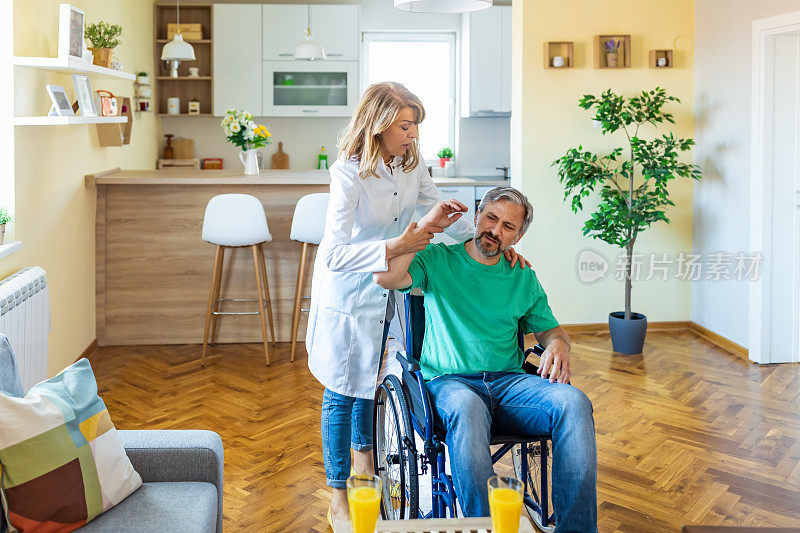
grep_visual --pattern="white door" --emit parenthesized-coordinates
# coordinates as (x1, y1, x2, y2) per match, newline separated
(262, 5, 307, 60)
(213, 4, 262, 116)
(310, 5, 359, 61)
(765, 32, 800, 363)
(751, 14, 800, 364)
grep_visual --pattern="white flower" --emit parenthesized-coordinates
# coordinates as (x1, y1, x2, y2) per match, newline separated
(230, 122, 241, 133)
(247, 120, 257, 130)
(243, 127, 255, 141)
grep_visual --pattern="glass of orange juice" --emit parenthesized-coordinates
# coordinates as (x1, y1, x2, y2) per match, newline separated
(347, 474, 382, 533)
(488, 475, 524, 533)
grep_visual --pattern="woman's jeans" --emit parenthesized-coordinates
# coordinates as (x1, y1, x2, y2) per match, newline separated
(321, 302, 393, 489)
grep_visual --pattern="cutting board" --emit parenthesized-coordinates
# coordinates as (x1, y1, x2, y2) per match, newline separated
(173, 139, 194, 160)
(272, 142, 289, 169)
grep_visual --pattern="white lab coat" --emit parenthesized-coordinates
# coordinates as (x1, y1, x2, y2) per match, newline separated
(307, 155, 474, 399)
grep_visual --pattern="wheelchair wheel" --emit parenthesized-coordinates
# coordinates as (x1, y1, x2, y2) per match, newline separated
(373, 374, 419, 520)
(512, 441, 555, 533)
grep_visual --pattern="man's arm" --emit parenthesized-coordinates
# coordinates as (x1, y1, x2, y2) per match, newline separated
(533, 326, 571, 384)
(373, 250, 416, 290)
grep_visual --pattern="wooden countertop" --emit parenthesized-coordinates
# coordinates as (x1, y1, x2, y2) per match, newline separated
(85, 168, 509, 188)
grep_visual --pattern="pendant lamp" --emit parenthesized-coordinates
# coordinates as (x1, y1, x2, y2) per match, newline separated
(161, 0, 196, 77)
(394, 0, 492, 13)
(294, 4, 326, 61)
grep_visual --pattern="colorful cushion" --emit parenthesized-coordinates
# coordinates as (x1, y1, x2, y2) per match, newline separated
(0, 358, 142, 532)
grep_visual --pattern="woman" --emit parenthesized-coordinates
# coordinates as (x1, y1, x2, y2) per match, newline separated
(306, 82, 528, 530)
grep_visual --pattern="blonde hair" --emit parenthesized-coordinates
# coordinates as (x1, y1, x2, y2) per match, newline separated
(337, 82, 426, 180)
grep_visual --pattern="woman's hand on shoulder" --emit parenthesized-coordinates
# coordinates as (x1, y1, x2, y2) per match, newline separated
(503, 247, 531, 269)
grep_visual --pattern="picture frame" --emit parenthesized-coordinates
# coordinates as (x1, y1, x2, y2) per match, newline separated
(58, 4, 85, 61)
(72, 74, 96, 116)
(46, 84, 75, 117)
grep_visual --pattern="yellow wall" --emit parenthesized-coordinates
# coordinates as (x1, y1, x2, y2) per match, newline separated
(512, 0, 695, 324)
(7, 0, 157, 376)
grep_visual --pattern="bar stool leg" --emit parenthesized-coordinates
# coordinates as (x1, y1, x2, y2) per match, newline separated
(257, 243, 277, 347)
(252, 245, 271, 365)
(290, 242, 309, 362)
(201, 245, 223, 366)
(209, 246, 225, 345)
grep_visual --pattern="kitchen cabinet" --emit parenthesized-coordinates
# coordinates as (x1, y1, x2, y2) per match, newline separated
(213, 4, 262, 116)
(262, 4, 360, 61)
(461, 6, 511, 117)
(263, 61, 359, 117)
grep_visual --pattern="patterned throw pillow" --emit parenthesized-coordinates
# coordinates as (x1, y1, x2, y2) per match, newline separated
(0, 358, 141, 532)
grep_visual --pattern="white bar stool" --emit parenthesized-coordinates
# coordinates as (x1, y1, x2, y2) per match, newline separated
(289, 193, 329, 361)
(201, 194, 277, 366)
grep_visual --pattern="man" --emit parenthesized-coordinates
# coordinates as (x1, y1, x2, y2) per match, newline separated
(373, 187, 598, 532)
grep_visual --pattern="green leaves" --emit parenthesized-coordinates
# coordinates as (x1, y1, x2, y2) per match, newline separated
(552, 87, 702, 251)
(85, 21, 123, 49)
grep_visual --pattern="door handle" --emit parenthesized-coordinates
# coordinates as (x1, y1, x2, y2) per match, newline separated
(278, 53, 293, 57)
(327, 53, 344, 57)
(302, 109, 319, 113)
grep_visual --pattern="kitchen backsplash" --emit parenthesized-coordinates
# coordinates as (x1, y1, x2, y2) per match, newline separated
(160, 115, 509, 175)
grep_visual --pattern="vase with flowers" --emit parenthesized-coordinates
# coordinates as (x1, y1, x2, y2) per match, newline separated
(0, 208, 13, 246)
(222, 109, 272, 175)
(84, 21, 122, 68)
(605, 38, 621, 67)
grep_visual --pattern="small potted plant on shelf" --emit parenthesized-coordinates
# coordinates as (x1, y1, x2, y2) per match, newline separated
(136, 71, 150, 85)
(0, 208, 13, 246)
(437, 147, 454, 168)
(84, 21, 123, 69)
(553, 87, 702, 355)
(222, 108, 272, 176)
(605, 38, 621, 67)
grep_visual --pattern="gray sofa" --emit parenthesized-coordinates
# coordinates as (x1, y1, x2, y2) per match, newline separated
(0, 335, 223, 533)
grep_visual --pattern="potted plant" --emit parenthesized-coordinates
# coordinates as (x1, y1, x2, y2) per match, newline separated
(437, 147, 454, 168)
(136, 71, 150, 85)
(605, 38, 621, 67)
(222, 108, 272, 175)
(84, 21, 123, 68)
(552, 88, 702, 354)
(0, 208, 13, 246)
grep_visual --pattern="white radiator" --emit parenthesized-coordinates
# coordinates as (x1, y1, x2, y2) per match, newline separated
(0, 267, 50, 391)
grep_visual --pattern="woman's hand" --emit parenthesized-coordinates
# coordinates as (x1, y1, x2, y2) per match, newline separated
(503, 247, 531, 269)
(386, 222, 442, 259)
(418, 199, 468, 229)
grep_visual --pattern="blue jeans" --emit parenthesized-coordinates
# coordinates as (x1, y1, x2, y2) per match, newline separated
(426, 372, 598, 532)
(321, 301, 393, 489)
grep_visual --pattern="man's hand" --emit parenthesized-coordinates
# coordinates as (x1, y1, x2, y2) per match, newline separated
(536, 337, 571, 384)
(503, 247, 531, 269)
(418, 199, 468, 230)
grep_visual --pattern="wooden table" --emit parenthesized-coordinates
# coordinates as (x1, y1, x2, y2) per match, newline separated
(377, 516, 536, 533)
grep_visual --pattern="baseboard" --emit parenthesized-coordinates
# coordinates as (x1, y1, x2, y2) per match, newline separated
(561, 321, 749, 362)
(75, 338, 98, 363)
(687, 322, 749, 362)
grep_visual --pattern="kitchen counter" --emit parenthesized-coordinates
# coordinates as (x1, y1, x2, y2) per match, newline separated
(85, 168, 509, 188)
(87, 167, 506, 349)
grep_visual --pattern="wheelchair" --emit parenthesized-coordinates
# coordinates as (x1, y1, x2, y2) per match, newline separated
(372, 293, 557, 532)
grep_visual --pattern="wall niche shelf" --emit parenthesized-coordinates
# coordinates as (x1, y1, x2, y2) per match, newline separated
(649, 49, 674, 68)
(593, 34, 632, 69)
(15, 116, 128, 126)
(543, 41, 574, 69)
(13, 56, 136, 81)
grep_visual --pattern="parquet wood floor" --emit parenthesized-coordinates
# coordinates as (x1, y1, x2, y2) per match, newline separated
(86, 330, 800, 532)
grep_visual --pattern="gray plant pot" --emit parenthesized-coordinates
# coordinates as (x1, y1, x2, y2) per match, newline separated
(608, 311, 647, 354)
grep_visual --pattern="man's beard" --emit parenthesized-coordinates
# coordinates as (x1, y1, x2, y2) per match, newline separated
(474, 231, 507, 257)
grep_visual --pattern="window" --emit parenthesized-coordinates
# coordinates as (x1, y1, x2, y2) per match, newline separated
(363, 32, 456, 162)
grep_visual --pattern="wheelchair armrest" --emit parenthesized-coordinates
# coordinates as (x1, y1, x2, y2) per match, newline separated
(522, 344, 546, 375)
(525, 344, 545, 357)
(395, 351, 421, 373)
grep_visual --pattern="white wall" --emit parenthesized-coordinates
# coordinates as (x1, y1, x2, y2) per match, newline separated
(693, 0, 800, 348)
(167, 0, 510, 174)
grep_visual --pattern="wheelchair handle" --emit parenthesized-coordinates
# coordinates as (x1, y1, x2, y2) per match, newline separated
(525, 344, 546, 357)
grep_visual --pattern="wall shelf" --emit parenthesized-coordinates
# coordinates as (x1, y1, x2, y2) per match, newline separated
(543, 41, 574, 69)
(13, 56, 136, 81)
(649, 49, 674, 68)
(593, 34, 632, 69)
(14, 116, 128, 126)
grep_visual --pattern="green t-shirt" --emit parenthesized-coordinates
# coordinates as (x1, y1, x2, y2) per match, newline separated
(399, 241, 559, 380)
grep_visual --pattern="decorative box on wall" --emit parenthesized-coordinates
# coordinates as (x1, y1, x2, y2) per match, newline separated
(649, 49, 674, 68)
(593, 34, 632, 69)
(154, 3, 213, 117)
(544, 41, 574, 69)
(96, 97, 133, 147)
